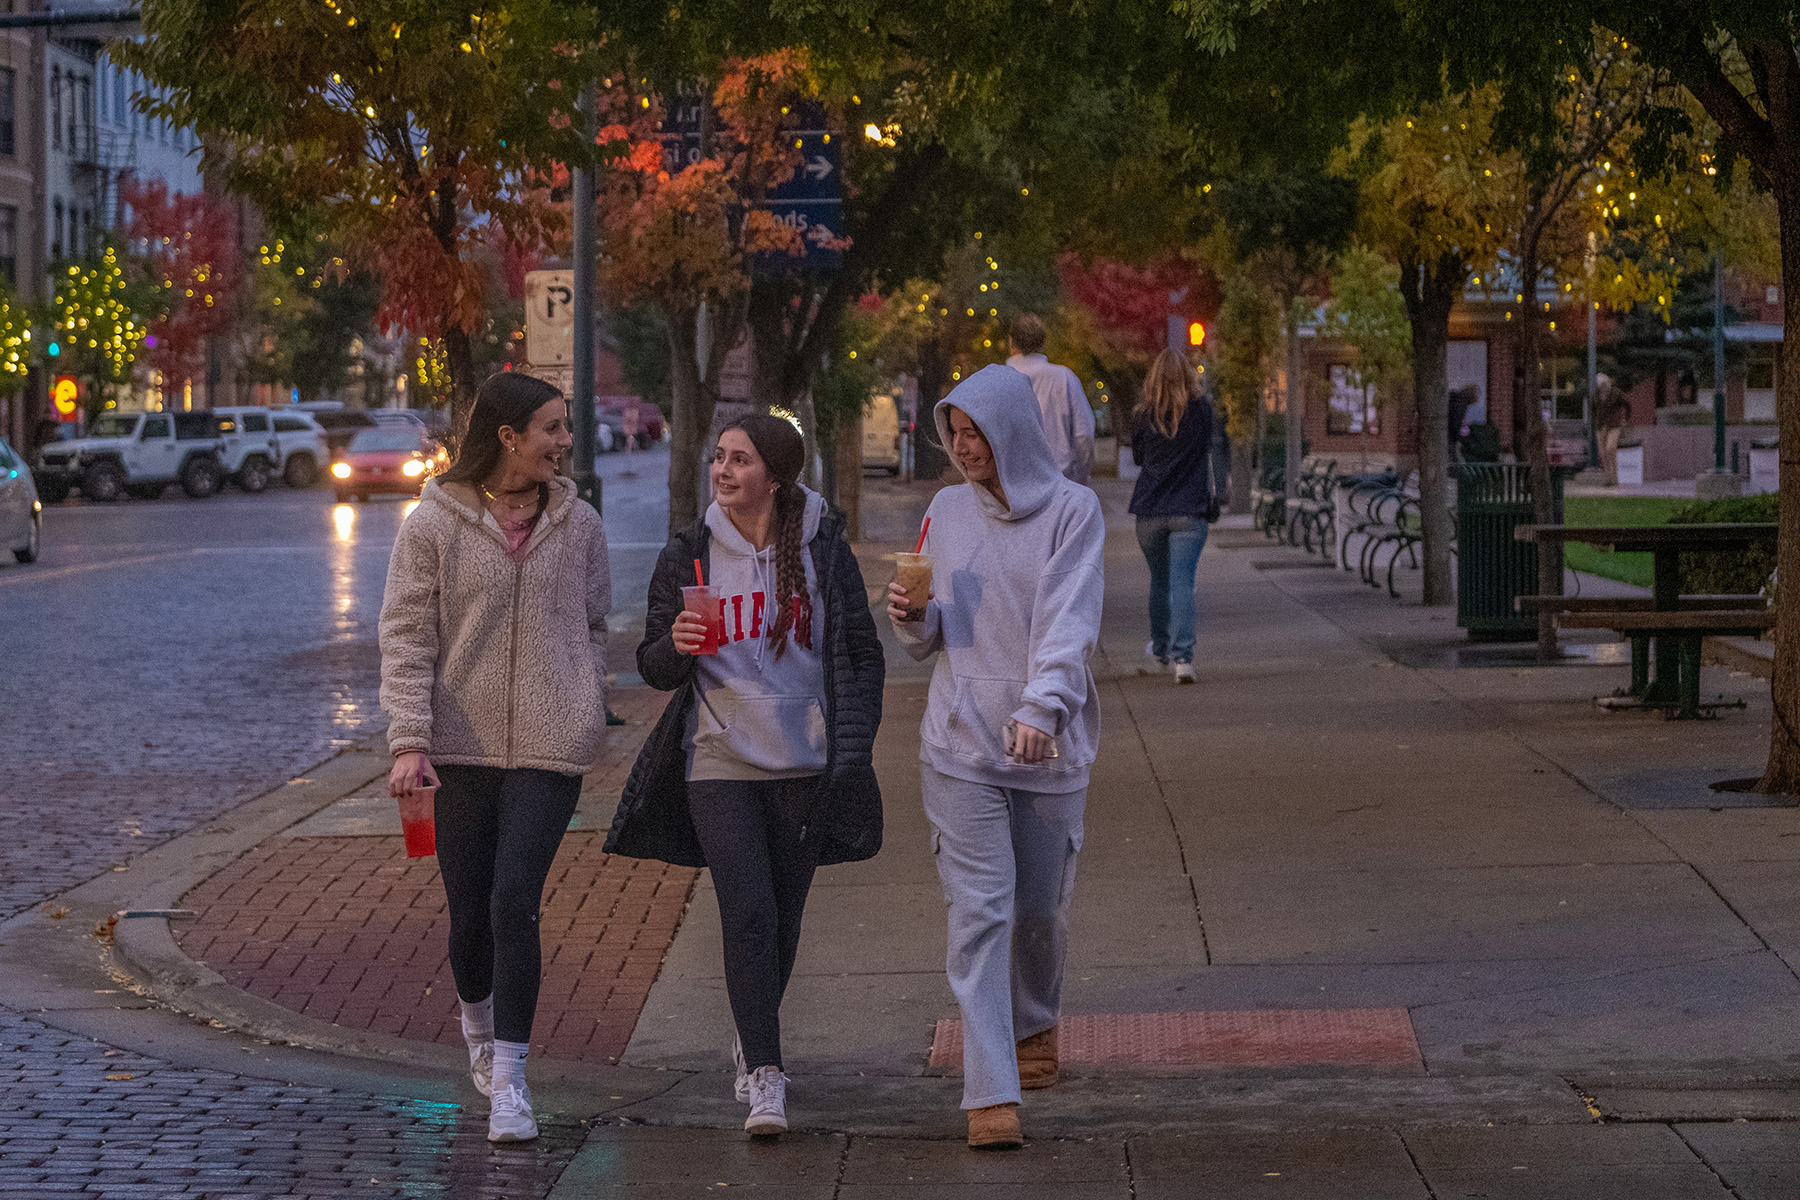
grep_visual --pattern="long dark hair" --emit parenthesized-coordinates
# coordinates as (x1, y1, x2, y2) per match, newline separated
(440, 372, 564, 496)
(720, 413, 807, 658)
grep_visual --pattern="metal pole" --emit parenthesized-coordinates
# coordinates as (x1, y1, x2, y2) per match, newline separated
(1585, 232, 1599, 468)
(570, 81, 599, 513)
(1711, 251, 1727, 472)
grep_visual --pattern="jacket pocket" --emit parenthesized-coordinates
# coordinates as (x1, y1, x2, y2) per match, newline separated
(696, 693, 828, 773)
(944, 676, 1027, 763)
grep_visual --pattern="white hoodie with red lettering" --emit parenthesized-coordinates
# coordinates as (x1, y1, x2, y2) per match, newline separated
(685, 485, 829, 781)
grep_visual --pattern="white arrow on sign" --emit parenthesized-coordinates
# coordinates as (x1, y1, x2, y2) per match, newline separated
(805, 154, 833, 181)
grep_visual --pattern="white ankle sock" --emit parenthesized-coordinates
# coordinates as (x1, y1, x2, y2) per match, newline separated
(492, 1039, 529, 1091)
(460, 995, 495, 1045)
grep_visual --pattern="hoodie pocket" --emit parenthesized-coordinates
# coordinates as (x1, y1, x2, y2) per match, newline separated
(944, 677, 1028, 764)
(696, 693, 828, 772)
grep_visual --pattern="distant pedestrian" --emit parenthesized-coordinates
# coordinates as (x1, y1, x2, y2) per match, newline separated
(378, 372, 611, 1144)
(607, 413, 885, 1138)
(1006, 313, 1096, 484)
(888, 365, 1104, 1151)
(1594, 375, 1630, 487)
(1129, 347, 1217, 684)
(622, 401, 641, 454)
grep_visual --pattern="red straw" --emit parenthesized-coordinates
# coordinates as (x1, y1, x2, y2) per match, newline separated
(693, 559, 704, 586)
(914, 517, 930, 555)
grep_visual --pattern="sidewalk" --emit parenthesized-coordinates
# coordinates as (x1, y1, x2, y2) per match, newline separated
(83, 478, 1800, 1196)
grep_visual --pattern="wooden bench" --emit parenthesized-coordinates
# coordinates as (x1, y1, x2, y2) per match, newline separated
(1554, 607, 1775, 718)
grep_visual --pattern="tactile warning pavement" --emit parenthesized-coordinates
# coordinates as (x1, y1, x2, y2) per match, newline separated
(929, 1009, 1422, 1070)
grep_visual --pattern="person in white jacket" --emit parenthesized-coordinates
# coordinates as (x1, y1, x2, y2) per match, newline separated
(1006, 312, 1095, 485)
(888, 364, 1105, 1150)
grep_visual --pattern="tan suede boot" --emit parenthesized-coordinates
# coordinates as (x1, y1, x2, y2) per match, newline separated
(1016, 1027, 1059, 1090)
(966, 1103, 1023, 1150)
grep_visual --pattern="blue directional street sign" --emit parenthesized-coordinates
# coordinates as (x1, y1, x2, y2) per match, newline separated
(758, 126, 843, 273)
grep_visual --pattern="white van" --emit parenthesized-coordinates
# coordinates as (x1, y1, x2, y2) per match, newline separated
(862, 389, 901, 475)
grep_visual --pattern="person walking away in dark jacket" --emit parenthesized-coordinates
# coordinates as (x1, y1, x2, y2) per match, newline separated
(606, 413, 885, 1137)
(888, 364, 1106, 1150)
(379, 372, 611, 1143)
(1129, 347, 1214, 685)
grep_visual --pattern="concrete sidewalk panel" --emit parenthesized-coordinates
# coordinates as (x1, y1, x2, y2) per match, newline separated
(1682, 859, 1800, 973)
(1678, 1122, 1800, 1200)
(1411, 950, 1800, 1074)
(841, 1134, 1127, 1183)
(841, 1186, 1126, 1199)
(548, 1124, 843, 1194)
(1638, 809, 1800, 866)
(1127, 1129, 1429, 1200)
(1193, 862, 1764, 964)
(1406, 1124, 1731, 1200)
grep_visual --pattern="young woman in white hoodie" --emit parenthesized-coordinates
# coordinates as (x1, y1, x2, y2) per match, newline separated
(888, 364, 1105, 1150)
(608, 413, 885, 1136)
(378, 373, 610, 1144)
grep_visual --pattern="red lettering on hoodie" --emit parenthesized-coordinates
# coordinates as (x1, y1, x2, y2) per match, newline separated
(750, 591, 766, 637)
(730, 594, 745, 641)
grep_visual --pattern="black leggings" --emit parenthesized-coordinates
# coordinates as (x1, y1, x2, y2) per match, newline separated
(686, 777, 821, 1071)
(433, 765, 581, 1044)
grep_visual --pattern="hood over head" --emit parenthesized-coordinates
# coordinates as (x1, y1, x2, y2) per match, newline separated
(934, 362, 1061, 520)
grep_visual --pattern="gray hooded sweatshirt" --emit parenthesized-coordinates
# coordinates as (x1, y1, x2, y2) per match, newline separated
(686, 486, 831, 781)
(894, 363, 1105, 793)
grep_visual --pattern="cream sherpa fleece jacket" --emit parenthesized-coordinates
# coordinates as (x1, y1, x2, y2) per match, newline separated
(378, 476, 610, 774)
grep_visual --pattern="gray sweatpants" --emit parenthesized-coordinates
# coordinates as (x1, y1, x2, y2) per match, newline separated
(921, 767, 1085, 1109)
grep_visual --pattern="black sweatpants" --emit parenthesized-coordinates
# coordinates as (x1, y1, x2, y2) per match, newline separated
(686, 776, 822, 1071)
(433, 765, 582, 1044)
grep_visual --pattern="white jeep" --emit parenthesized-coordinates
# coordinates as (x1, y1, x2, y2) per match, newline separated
(213, 406, 330, 490)
(33, 411, 227, 502)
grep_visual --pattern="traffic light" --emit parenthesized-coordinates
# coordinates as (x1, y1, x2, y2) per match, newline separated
(1187, 321, 1206, 348)
(52, 375, 78, 419)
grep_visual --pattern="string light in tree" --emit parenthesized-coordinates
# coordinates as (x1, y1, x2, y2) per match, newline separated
(53, 246, 145, 383)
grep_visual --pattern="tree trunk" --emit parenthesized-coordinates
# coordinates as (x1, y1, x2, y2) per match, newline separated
(667, 310, 717, 533)
(1516, 224, 1561, 662)
(1229, 435, 1253, 513)
(444, 325, 476, 443)
(1759, 176, 1800, 792)
(834, 413, 863, 540)
(1283, 304, 1303, 497)
(1400, 255, 1460, 607)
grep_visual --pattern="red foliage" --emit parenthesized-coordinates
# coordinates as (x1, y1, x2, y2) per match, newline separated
(1057, 253, 1221, 363)
(121, 176, 242, 385)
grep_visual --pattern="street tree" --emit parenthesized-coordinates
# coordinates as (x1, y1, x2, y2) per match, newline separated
(120, 177, 242, 395)
(1321, 243, 1413, 466)
(121, 0, 606, 434)
(1209, 272, 1278, 510)
(51, 244, 154, 419)
(1335, 87, 1512, 604)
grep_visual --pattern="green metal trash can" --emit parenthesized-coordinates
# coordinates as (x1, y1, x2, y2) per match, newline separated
(1456, 463, 1565, 641)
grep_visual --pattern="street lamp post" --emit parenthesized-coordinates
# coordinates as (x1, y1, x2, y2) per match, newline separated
(569, 82, 599, 514)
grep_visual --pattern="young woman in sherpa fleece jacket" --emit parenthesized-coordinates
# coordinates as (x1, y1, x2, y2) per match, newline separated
(378, 372, 610, 1146)
(888, 363, 1105, 1151)
(606, 413, 884, 1138)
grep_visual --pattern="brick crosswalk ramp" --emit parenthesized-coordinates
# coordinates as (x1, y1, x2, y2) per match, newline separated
(930, 1009, 1423, 1069)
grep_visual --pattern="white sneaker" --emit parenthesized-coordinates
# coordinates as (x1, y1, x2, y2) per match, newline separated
(468, 1039, 494, 1098)
(732, 1035, 751, 1103)
(487, 1083, 539, 1143)
(1140, 642, 1168, 675)
(744, 1065, 788, 1136)
(1173, 662, 1195, 685)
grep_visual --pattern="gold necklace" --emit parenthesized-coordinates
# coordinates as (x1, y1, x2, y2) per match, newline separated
(482, 484, 537, 511)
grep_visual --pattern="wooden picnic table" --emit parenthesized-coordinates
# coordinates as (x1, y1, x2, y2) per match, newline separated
(1516, 523, 1776, 714)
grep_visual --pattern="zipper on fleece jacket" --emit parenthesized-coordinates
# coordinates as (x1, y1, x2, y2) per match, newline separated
(504, 560, 522, 767)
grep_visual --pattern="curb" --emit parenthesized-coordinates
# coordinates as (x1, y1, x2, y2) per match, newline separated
(1705, 634, 1774, 680)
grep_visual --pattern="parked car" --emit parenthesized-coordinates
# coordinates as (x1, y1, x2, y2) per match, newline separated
(0, 435, 41, 563)
(33, 411, 227, 502)
(309, 409, 379, 456)
(862, 390, 901, 475)
(212, 406, 331, 490)
(596, 396, 663, 449)
(330, 427, 444, 502)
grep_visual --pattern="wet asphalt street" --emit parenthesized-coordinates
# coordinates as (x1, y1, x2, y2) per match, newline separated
(0, 447, 670, 922)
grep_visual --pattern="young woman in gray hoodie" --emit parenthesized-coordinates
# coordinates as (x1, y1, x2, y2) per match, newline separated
(378, 373, 610, 1144)
(608, 413, 885, 1137)
(888, 364, 1106, 1149)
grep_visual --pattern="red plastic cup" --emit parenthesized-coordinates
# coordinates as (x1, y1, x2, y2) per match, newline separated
(681, 585, 724, 655)
(398, 786, 437, 858)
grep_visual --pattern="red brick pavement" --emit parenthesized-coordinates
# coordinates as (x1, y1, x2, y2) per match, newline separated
(176, 686, 699, 1065)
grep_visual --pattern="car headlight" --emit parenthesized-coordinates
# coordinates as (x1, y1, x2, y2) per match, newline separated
(331, 461, 352, 479)
(402, 458, 426, 478)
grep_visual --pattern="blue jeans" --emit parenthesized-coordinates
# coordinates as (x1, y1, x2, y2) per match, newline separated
(1135, 515, 1208, 664)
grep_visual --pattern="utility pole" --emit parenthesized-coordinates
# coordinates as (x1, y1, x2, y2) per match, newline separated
(1585, 232, 1599, 469)
(569, 81, 599, 513)
(1712, 251, 1727, 472)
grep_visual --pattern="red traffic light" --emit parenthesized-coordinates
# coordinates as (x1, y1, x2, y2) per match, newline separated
(1187, 321, 1206, 347)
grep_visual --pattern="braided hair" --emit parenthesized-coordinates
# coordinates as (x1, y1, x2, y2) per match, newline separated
(720, 413, 808, 659)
